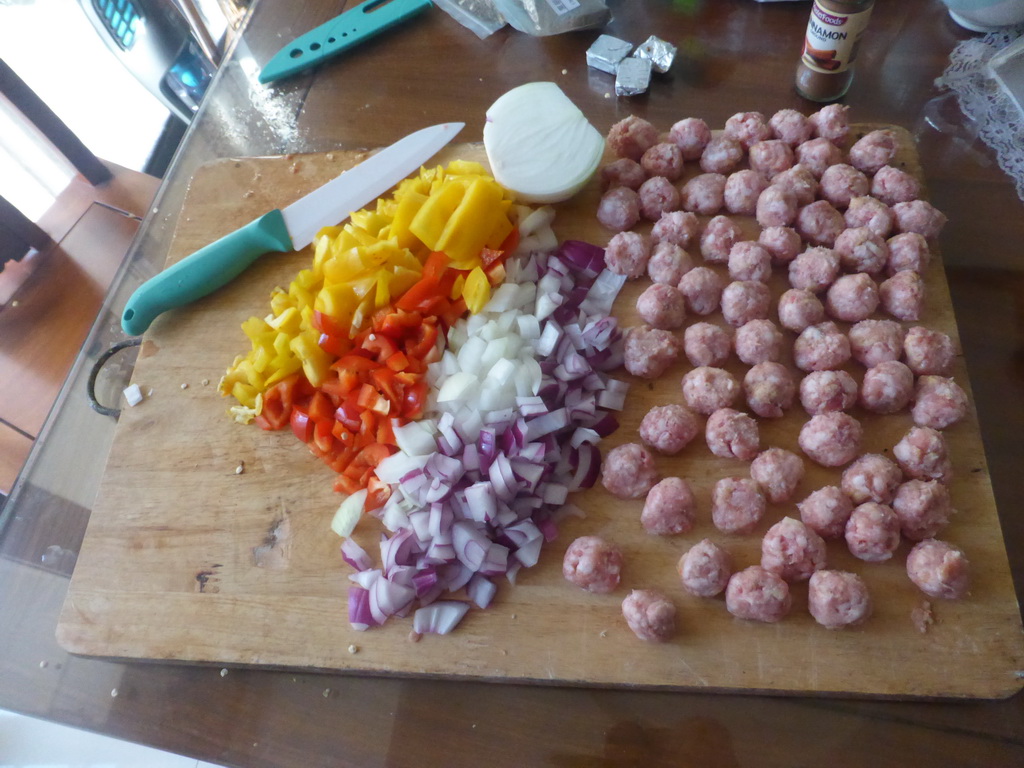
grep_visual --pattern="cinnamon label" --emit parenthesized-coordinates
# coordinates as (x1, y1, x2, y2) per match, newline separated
(801, 0, 873, 75)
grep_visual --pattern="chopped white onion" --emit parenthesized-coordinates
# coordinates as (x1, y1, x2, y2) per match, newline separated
(331, 490, 367, 537)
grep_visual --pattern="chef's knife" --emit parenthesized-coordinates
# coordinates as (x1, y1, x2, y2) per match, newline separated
(259, 0, 434, 85)
(121, 121, 464, 336)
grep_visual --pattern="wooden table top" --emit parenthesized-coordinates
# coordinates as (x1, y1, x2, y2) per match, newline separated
(3, 0, 1024, 765)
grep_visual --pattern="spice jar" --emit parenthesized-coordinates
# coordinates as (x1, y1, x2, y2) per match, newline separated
(795, 0, 875, 103)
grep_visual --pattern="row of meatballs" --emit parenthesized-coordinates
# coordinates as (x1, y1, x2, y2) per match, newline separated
(561, 108, 969, 642)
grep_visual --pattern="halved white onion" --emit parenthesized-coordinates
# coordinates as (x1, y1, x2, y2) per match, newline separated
(483, 82, 604, 203)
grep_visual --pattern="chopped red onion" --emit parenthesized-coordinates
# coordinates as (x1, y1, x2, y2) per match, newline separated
(412, 601, 471, 635)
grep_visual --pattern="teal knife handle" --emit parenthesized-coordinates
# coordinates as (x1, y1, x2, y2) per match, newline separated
(259, 0, 433, 84)
(121, 209, 293, 336)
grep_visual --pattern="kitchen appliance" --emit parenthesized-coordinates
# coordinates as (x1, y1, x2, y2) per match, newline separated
(77, 0, 218, 122)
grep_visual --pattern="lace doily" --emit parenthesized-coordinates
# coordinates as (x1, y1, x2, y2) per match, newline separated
(936, 25, 1024, 201)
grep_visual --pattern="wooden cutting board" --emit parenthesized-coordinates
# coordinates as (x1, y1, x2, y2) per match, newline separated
(57, 130, 1024, 698)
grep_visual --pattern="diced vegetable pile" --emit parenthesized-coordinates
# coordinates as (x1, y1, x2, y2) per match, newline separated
(220, 160, 628, 634)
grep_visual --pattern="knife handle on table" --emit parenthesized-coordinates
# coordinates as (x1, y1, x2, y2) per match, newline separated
(121, 209, 293, 336)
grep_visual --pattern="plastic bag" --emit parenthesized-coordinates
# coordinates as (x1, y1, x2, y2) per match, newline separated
(432, 0, 508, 39)
(492, 0, 611, 36)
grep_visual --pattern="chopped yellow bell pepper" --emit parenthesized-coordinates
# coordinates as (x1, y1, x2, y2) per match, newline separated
(409, 181, 466, 251)
(463, 267, 491, 314)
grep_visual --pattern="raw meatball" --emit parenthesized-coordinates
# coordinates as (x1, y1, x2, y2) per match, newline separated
(795, 200, 846, 247)
(893, 426, 952, 483)
(700, 135, 745, 174)
(636, 283, 687, 329)
(735, 319, 783, 365)
(808, 570, 872, 629)
(759, 226, 802, 265)
(639, 403, 701, 455)
(642, 477, 696, 535)
(772, 164, 818, 206)
(749, 140, 795, 179)
(906, 539, 970, 599)
(886, 232, 931, 275)
(647, 241, 696, 285)
(652, 209, 701, 248)
(720, 280, 771, 327)
(770, 108, 813, 146)
(563, 536, 623, 594)
(835, 227, 889, 275)
(608, 115, 659, 161)
(679, 539, 733, 597)
(712, 477, 766, 534)
(860, 360, 915, 414)
(724, 169, 769, 216)
(725, 111, 772, 148)
(786, 247, 835, 292)
(706, 408, 760, 462)
(680, 172, 726, 215)
(778, 288, 826, 333)
(893, 479, 953, 541)
(601, 443, 660, 499)
(793, 322, 851, 372)
(848, 129, 898, 174)
(844, 196, 895, 239)
(871, 165, 921, 206)
(761, 517, 827, 582)
(750, 447, 805, 503)
(795, 137, 843, 178)
(903, 326, 955, 376)
(825, 273, 879, 323)
(809, 104, 850, 144)
(622, 589, 676, 641)
(845, 502, 901, 562)
(726, 566, 791, 622)
(849, 319, 906, 368)
(893, 200, 948, 240)
(819, 164, 869, 209)
(798, 485, 854, 539)
(605, 231, 651, 279)
(600, 158, 645, 191)
(597, 187, 641, 232)
(623, 325, 683, 379)
(800, 370, 858, 415)
(799, 412, 863, 467)
(638, 176, 681, 221)
(755, 185, 798, 228)
(700, 215, 743, 263)
(841, 454, 903, 504)
(679, 266, 725, 315)
(684, 322, 732, 367)
(879, 270, 925, 322)
(912, 375, 968, 430)
(669, 116, 711, 160)
(641, 142, 685, 181)
(682, 367, 740, 415)
(728, 241, 773, 283)
(744, 361, 796, 419)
